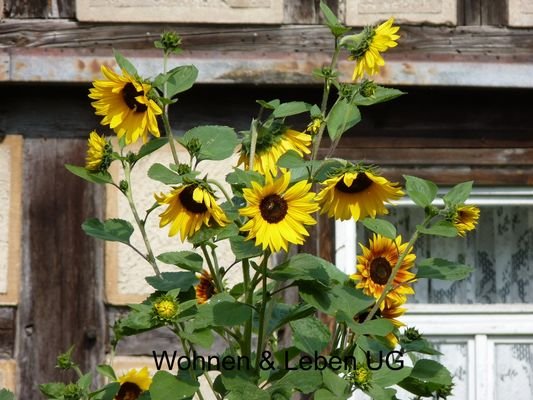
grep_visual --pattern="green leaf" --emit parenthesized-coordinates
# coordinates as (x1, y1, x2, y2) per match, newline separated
(213, 301, 252, 326)
(401, 338, 442, 355)
(362, 218, 397, 239)
(277, 150, 307, 168)
(96, 364, 117, 381)
(94, 382, 120, 400)
(182, 125, 238, 161)
(410, 359, 453, 386)
(290, 317, 331, 355)
(147, 163, 183, 184)
(322, 368, 349, 397)
(271, 253, 347, 285)
(417, 221, 458, 237)
(181, 328, 214, 348)
(150, 371, 199, 400)
(157, 251, 203, 272)
(354, 86, 405, 106)
(166, 65, 198, 98)
(146, 272, 197, 291)
(273, 101, 311, 118)
(276, 370, 323, 394)
(404, 175, 438, 208)
(82, 218, 133, 244)
(339, 313, 394, 336)
(416, 258, 473, 281)
(314, 389, 339, 400)
(136, 137, 169, 161)
(113, 49, 137, 76)
(326, 99, 361, 140)
(372, 366, 413, 387)
(78, 372, 93, 390)
(39, 383, 66, 398)
(443, 181, 473, 207)
(65, 164, 113, 185)
(299, 284, 374, 317)
(0, 389, 15, 400)
(256, 99, 278, 110)
(229, 235, 262, 260)
(319, 1, 350, 37)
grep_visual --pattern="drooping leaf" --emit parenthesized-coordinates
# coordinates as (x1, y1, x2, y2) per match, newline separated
(65, 164, 113, 185)
(404, 175, 438, 208)
(362, 218, 397, 239)
(416, 258, 473, 281)
(82, 218, 133, 244)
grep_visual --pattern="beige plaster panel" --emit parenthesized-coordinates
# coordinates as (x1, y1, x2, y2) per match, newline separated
(77, 0, 283, 23)
(508, 0, 533, 27)
(345, 0, 457, 26)
(105, 141, 242, 304)
(111, 356, 217, 400)
(0, 136, 22, 305)
(0, 359, 16, 392)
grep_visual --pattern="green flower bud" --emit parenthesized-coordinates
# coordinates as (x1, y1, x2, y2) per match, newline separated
(56, 346, 76, 370)
(404, 327, 422, 342)
(186, 138, 202, 158)
(436, 382, 454, 399)
(119, 180, 129, 193)
(63, 383, 83, 400)
(349, 364, 372, 390)
(153, 294, 180, 322)
(360, 80, 377, 98)
(155, 31, 183, 55)
(176, 163, 192, 175)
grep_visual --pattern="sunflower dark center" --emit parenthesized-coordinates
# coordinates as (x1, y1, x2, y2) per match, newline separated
(369, 257, 392, 285)
(179, 186, 208, 214)
(260, 194, 288, 223)
(122, 82, 148, 113)
(116, 382, 142, 400)
(335, 173, 373, 194)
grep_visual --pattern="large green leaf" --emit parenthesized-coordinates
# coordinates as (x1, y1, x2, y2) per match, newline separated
(181, 125, 238, 161)
(65, 164, 113, 185)
(150, 371, 199, 400)
(354, 86, 405, 106)
(404, 175, 438, 208)
(229, 235, 262, 260)
(299, 284, 374, 317)
(416, 258, 473, 281)
(157, 251, 203, 272)
(145, 272, 198, 291)
(443, 181, 473, 207)
(113, 49, 137, 76)
(270, 253, 347, 285)
(0, 390, 15, 400)
(194, 294, 251, 328)
(166, 65, 198, 98)
(136, 137, 169, 161)
(410, 359, 453, 386)
(290, 317, 331, 355)
(82, 218, 133, 244)
(326, 99, 361, 141)
(147, 163, 183, 184)
(272, 101, 311, 118)
(362, 218, 396, 239)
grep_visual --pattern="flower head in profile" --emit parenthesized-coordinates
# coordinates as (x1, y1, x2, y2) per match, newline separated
(341, 17, 400, 81)
(239, 172, 319, 252)
(451, 204, 480, 237)
(116, 367, 151, 400)
(195, 270, 216, 304)
(316, 167, 403, 221)
(85, 130, 112, 172)
(89, 65, 162, 144)
(155, 183, 229, 241)
(153, 294, 179, 322)
(351, 234, 416, 307)
(239, 128, 311, 176)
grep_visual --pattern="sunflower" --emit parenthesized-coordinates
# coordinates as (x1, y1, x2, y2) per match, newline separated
(344, 18, 400, 81)
(351, 234, 416, 307)
(155, 183, 229, 241)
(153, 294, 179, 322)
(85, 130, 112, 171)
(195, 270, 216, 304)
(239, 129, 311, 176)
(89, 65, 162, 144)
(316, 169, 403, 221)
(239, 172, 319, 252)
(116, 367, 151, 400)
(452, 204, 480, 237)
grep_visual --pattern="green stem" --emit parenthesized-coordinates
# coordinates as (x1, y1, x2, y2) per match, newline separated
(242, 259, 252, 359)
(201, 245, 223, 293)
(249, 119, 259, 170)
(255, 252, 271, 367)
(123, 162, 161, 277)
(311, 40, 341, 164)
(207, 178, 234, 206)
(162, 52, 180, 166)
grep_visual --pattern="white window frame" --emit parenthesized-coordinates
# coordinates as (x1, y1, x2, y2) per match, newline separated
(335, 187, 533, 400)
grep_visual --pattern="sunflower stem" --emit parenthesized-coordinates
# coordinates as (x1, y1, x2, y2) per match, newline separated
(249, 118, 259, 171)
(123, 161, 161, 277)
(162, 52, 180, 166)
(207, 178, 234, 206)
(201, 244, 223, 293)
(255, 251, 271, 368)
(311, 39, 341, 164)
(363, 215, 433, 323)
(242, 259, 253, 359)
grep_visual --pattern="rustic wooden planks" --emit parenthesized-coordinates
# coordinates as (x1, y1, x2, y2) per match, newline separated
(16, 139, 105, 399)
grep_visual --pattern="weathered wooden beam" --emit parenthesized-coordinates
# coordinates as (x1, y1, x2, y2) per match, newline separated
(0, 307, 15, 359)
(16, 139, 106, 399)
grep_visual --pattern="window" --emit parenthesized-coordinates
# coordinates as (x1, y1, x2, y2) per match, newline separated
(335, 188, 533, 400)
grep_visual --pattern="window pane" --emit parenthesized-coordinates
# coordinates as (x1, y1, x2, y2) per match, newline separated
(494, 343, 533, 399)
(356, 205, 533, 304)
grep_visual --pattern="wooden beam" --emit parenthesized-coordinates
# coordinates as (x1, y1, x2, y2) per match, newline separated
(17, 139, 105, 399)
(0, 307, 15, 358)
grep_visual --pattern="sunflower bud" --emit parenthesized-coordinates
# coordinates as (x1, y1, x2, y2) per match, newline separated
(436, 382, 455, 399)
(360, 80, 377, 98)
(63, 383, 83, 400)
(349, 365, 372, 390)
(56, 346, 76, 370)
(176, 163, 192, 175)
(305, 118, 323, 136)
(119, 180, 129, 193)
(185, 138, 202, 158)
(153, 294, 179, 322)
(155, 31, 182, 55)
(403, 326, 422, 342)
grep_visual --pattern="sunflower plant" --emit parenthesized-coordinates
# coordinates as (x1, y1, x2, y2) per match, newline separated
(42, 3, 481, 400)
